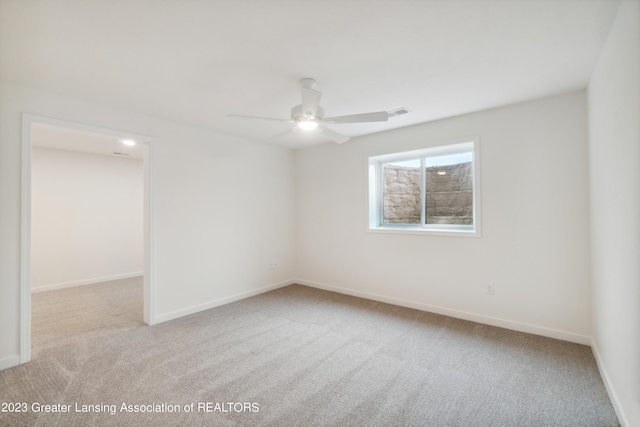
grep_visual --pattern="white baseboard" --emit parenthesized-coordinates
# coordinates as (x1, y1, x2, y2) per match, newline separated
(155, 279, 296, 324)
(31, 272, 144, 293)
(591, 339, 628, 427)
(295, 279, 592, 346)
(0, 355, 21, 372)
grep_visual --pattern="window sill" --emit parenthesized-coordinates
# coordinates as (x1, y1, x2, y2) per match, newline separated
(367, 226, 481, 238)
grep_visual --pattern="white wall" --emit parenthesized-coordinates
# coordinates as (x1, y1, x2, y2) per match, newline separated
(588, 1, 640, 425)
(0, 81, 296, 369)
(295, 91, 592, 343)
(31, 147, 143, 291)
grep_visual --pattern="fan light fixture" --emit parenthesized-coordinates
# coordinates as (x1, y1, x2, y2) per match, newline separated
(298, 120, 318, 131)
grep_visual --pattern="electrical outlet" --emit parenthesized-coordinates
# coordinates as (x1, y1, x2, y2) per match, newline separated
(485, 283, 495, 295)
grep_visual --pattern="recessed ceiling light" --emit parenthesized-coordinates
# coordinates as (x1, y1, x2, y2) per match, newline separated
(120, 139, 136, 146)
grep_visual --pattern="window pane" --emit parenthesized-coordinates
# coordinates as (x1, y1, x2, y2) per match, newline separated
(425, 155, 473, 225)
(382, 159, 421, 224)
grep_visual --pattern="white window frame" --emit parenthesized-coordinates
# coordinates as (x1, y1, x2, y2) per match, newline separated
(368, 138, 481, 237)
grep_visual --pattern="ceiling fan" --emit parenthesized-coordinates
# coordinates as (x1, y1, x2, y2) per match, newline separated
(228, 78, 406, 144)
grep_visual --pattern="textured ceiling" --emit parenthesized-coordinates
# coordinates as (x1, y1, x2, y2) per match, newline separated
(0, 0, 621, 149)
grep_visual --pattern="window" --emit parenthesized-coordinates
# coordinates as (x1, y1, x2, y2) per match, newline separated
(368, 139, 480, 236)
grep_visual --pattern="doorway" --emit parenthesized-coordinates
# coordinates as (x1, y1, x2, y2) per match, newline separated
(20, 114, 155, 363)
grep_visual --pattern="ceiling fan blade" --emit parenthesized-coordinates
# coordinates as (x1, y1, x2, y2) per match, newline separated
(301, 87, 322, 118)
(266, 126, 297, 141)
(323, 111, 389, 124)
(227, 114, 291, 123)
(319, 125, 350, 144)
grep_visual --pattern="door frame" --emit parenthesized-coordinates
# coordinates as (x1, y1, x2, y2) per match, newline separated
(20, 113, 156, 363)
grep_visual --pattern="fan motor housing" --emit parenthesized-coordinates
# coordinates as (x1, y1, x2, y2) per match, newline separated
(291, 105, 324, 122)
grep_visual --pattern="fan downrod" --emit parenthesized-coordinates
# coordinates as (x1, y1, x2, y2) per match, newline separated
(300, 78, 317, 89)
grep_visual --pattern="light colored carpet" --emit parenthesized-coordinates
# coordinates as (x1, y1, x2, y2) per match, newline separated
(1, 278, 619, 426)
